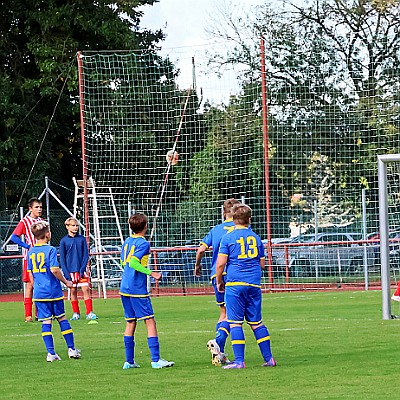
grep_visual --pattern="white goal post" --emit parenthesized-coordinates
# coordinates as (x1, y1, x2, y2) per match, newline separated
(378, 154, 400, 320)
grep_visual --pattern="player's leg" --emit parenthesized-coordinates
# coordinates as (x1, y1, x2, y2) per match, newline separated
(55, 300, 80, 359)
(70, 285, 80, 320)
(222, 286, 246, 369)
(392, 281, 400, 301)
(246, 287, 276, 367)
(82, 285, 97, 319)
(207, 278, 230, 365)
(121, 296, 140, 369)
(138, 297, 174, 369)
(37, 302, 60, 361)
(23, 261, 34, 322)
(80, 273, 98, 319)
(214, 277, 230, 351)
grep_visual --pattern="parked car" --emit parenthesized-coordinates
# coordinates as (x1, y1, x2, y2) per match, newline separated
(150, 247, 212, 285)
(269, 232, 376, 278)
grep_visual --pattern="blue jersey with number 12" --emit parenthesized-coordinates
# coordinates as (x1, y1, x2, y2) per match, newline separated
(27, 243, 64, 301)
(218, 226, 265, 287)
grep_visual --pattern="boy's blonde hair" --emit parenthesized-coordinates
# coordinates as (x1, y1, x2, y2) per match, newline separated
(223, 198, 241, 216)
(31, 221, 50, 240)
(65, 217, 79, 226)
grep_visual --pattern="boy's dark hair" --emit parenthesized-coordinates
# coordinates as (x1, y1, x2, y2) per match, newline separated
(31, 221, 50, 240)
(129, 213, 148, 233)
(28, 197, 42, 208)
(223, 198, 241, 215)
(232, 204, 252, 225)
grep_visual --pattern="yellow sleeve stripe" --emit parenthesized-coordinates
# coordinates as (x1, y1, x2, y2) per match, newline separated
(62, 329, 73, 336)
(219, 253, 228, 257)
(231, 340, 246, 345)
(256, 336, 270, 344)
(200, 241, 209, 249)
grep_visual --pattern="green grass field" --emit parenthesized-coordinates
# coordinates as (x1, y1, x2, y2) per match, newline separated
(1, 290, 399, 399)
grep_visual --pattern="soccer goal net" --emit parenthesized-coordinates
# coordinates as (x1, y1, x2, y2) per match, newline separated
(77, 50, 266, 247)
(378, 155, 400, 319)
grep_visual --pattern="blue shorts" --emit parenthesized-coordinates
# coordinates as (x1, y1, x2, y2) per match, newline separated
(35, 299, 66, 321)
(225, 285, 263, 325)
(211, 276, 227, 306)
(121, 295, 155, 321)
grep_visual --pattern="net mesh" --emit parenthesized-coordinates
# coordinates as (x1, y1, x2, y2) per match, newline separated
(78, 49, 266, 249)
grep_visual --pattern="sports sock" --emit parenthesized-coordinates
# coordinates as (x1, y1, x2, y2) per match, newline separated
(253, 325, 273, 362)
(71, 300, 80, 314)
(124, 336, 135, 364)
(84, 299, 93, 314)
(42, 323, 55, 354)
(24, 297, 33, 318)
(147, 336, 160, 362)
(215, 321, 230, 353)
(230, 325, 245, 363)
(394, 282, 400, 296)
(59, 319, 75, 349)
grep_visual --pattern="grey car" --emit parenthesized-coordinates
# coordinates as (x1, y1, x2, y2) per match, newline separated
(269, 232, 375, 278)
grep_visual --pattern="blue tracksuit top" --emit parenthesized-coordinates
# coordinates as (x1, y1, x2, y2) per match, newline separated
(59, 234, 89, 278)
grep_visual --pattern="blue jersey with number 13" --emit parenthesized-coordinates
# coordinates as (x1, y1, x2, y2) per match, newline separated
(218, 227, 265, 287)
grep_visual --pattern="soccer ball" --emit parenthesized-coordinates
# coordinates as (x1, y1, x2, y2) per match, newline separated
(166, 150, 179, 166)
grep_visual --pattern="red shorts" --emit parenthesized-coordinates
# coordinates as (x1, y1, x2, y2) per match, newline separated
(69, 272, 90, 287)
(22, 259, 30, 283)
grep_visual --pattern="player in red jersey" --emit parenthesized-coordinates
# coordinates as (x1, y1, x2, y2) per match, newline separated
(10, 198, 43, 322)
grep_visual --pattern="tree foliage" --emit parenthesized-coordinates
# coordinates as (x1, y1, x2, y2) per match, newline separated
(0, 0, 163, 209)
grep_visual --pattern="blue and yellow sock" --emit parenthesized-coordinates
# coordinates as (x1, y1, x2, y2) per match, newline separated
(230, 325, 245, 363)
(147, 336, 160, 362)
(215, 321, 230, 353)
(59, 319, 75, 349)
(42, 323, 55, 354)
(124, 336, 135, 364)
(253, 325, 272, 361)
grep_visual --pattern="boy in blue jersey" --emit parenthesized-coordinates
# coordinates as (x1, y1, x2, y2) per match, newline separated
(195, 198, 241, 366)
(119, 213, 174, 370)
(59, 217, 97, 320)
(27, 221, 81, 362)
(216, 204, 276, 369)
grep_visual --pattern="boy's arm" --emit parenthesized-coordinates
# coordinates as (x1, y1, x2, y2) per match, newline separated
(216, 254, 227, 292)
(58, 241, 69, 278)
(10, 234, 30, 249)
(51, 267, 73, 288)
(129, 257, 161, 280)
(194, 244, 207, 277)
(28, 271, 34, 285)
(80, 238, 89, 275)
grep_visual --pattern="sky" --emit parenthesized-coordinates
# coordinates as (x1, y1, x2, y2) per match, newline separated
(140, 0, 266, 49)
(139, 0, 268, 103)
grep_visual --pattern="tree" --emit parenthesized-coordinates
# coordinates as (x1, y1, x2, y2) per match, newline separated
(204, 0, 400, 233)
(0, 0, 164, 209)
